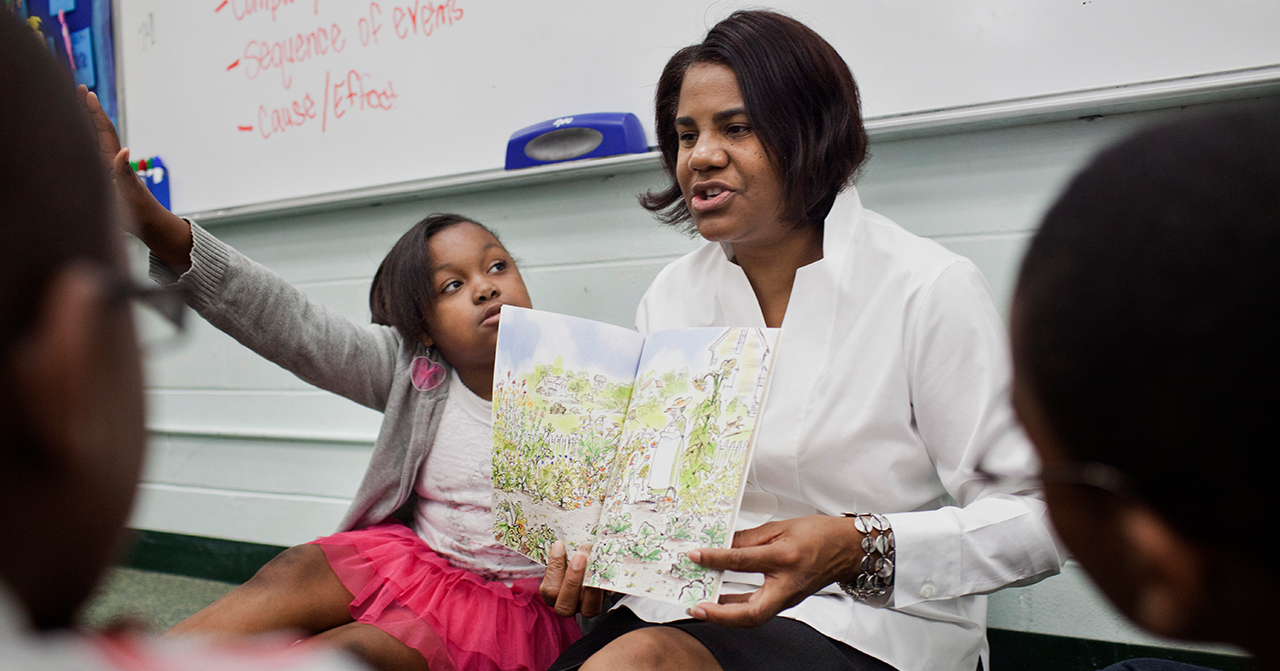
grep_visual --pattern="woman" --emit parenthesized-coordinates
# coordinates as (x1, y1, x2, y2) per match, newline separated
(543, 10, 1065, 671)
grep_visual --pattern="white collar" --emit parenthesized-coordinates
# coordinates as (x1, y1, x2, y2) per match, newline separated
(716, 186, 864, 271)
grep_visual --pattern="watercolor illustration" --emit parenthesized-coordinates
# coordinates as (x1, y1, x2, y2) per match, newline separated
(586, 327, 778, 606)
(491, 307, 779, 606)
(492, 307, 644, 561)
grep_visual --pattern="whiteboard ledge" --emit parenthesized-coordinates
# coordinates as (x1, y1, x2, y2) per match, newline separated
(150, 425, 377, 446)
(866, 64, 1280, 139)
(182, 151, 663, 225)
(185, 65, 1280, 225)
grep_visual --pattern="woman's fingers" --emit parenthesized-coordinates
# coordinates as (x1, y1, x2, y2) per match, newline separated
(553, 546, 590, 617)
(541, 541, 602, 618)
(580, 584, 605, 618)
(690, 585, 790, 628)
(688, 521, 791, 573)
(539, 541, 568, 608)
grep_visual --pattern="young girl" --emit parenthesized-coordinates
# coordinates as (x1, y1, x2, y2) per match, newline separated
(80, 88, 581, 671)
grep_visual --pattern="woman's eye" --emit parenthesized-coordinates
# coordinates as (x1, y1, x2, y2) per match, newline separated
(727, 123, 751, 136)
(678, 131, 697, 145)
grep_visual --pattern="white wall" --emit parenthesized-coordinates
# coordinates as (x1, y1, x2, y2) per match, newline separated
(127, 97, 1268, 651)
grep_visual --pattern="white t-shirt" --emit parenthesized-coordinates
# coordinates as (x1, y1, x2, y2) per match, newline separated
(619, 188, 1066, 671)
(413, 371, 542, 581)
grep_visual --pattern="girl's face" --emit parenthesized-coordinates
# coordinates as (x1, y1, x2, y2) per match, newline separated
(675, 63, 793, 252)
(423, 222, 531, 372)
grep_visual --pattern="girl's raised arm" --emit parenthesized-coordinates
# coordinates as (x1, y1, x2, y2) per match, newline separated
(78, 85, 192, 273)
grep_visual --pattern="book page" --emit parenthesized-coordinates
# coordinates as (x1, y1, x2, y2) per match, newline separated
(491, 307, 646, 563)
(586, 326, 781, 607)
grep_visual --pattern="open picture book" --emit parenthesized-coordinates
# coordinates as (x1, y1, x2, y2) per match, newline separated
(491, 306, 781, 608)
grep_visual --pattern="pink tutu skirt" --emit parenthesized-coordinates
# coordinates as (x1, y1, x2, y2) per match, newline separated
(310, 523, 581, 671)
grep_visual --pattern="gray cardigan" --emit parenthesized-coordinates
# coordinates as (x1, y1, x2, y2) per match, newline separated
(152, 221, 450, 533)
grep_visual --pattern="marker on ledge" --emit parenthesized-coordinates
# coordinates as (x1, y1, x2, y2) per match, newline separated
(132, 156, 171, 210)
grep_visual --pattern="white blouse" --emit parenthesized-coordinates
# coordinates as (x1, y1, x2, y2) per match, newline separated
(619, 188, 1066, 671)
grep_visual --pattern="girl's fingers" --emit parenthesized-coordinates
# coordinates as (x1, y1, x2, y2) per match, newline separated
(79, 87, 123, 160)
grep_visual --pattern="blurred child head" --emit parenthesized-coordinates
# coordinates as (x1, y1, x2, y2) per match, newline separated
(0, 10, 148, 629)
(1011, 102, 1280, 652)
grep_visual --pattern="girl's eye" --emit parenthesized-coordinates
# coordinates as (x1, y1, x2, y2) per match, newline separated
(489, 260, 508, 273)
(440, 279, 462, 294)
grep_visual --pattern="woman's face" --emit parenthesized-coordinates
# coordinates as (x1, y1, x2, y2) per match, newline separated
(675, 63, 793, 251)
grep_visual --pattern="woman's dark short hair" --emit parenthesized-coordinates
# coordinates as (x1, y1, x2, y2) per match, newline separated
(1012, 102, 1280, 562)
(640, 10, 869, 231)
(369, 213, 498, 348)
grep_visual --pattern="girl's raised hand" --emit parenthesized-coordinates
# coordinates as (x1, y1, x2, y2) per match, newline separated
(77, 85, 193, 272)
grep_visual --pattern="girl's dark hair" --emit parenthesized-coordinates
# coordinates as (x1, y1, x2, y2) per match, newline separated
(369, 213, 496, 347)
(640, 10, 869, 231)
(1012, 102, 1280, 561)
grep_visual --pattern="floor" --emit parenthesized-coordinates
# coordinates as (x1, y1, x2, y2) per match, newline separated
(76, 567, 237, 631)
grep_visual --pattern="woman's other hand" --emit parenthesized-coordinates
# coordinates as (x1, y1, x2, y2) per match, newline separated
(540, 541, 606, 618)
(687, 515, 864, 628)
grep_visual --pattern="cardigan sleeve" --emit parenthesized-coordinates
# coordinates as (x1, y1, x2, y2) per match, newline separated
(886, 260, 1067, 608)
(149, 220, 403, 413)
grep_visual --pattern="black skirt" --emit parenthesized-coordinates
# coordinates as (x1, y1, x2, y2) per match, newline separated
(548, 606, 899, 671)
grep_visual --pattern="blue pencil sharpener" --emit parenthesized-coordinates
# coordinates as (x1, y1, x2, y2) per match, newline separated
(505, 113, 648, 170)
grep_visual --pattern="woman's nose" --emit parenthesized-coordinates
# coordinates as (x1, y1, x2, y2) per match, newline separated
(688, 136, 728, 171)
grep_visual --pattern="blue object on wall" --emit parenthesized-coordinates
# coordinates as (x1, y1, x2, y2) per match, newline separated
(70, 26, 94, 88)
(135, 157, 170, 210)
(505, 113, 648, 170)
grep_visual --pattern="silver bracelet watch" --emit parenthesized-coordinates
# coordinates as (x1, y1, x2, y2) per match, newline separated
(838, 512, 895, 601)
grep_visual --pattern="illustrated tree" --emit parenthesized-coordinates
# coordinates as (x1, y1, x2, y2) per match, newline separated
(677, 358, 737, 493)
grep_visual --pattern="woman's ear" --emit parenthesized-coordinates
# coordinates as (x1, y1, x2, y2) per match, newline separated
(1118, 504, 1207, 638)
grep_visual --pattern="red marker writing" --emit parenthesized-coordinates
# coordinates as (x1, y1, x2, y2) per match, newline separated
(215, 0, 228, 11)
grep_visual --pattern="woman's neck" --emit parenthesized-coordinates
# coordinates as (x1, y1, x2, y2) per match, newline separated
(731, 224, 824, 328)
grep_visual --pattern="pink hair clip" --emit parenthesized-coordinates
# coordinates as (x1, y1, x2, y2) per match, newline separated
(410, 356, 446, 391)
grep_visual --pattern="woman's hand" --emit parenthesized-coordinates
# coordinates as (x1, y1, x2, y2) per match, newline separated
(686, 515, 864, 628)
(540, 541, 606, 618)
(76, 85, 193, 272)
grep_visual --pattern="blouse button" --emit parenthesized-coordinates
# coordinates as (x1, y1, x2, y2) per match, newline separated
(920, 583, 936, 599)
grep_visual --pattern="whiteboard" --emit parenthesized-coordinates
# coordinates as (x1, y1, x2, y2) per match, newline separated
(116, 0, 1280, 215)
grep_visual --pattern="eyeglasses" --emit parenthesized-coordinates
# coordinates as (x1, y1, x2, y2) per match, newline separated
(104, 273, 191, 352)
(0, 269, 189, 355)
(974, 459, 1136, 499)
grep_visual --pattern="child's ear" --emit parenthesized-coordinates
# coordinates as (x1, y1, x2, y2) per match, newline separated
(7, 265, 106, 470)
(1119, 504, 1207, 638)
